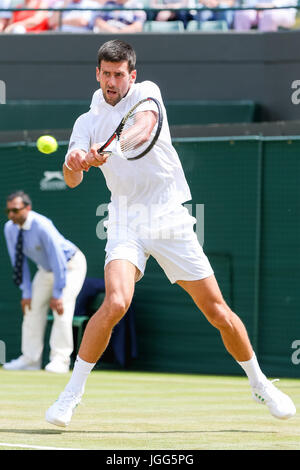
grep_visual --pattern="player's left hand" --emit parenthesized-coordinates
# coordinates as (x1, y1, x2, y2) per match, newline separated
(50, 297, 64, 315)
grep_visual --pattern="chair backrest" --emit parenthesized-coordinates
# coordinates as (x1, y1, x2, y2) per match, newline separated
(143, 20, 185, 32)
(187, 20, 228, 31)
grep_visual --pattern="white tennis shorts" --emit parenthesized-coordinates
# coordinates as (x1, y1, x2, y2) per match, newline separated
(104, 205, 214, 283)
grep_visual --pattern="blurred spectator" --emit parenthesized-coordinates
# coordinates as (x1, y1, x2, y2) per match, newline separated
(0, 0, 12, 32)
(234, 0, 297, 31)
(92, 0, 146, 32)
(150, 0, 192, 27)
(192, 0, 236, 29)
(49, 0, 98, 32)
(4, 0, 50, 32)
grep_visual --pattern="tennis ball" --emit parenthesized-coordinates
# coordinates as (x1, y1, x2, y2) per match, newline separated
(36, 135, 58, 154)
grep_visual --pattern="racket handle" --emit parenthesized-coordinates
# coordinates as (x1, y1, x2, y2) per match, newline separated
(98, 150, 112, 157)
(97, 134, 117, 155)
(97, 144, 106, 155)
(98, 139, 124, 159)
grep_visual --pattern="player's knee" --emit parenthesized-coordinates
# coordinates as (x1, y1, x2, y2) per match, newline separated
(101, 295, 129, 326)
(203, 301, 233, 331)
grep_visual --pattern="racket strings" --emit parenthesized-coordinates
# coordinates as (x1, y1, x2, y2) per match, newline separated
(119, 111, 158, 157)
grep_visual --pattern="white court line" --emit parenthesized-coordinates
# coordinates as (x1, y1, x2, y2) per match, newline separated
(0, 442, 80, 450)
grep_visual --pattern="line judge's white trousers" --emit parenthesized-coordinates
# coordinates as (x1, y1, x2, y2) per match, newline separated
(22, 250, 87, 366)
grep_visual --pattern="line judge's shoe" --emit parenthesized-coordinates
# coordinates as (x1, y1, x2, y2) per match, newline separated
(45, 360, 69, 374)
(2, 355, 41, 371)
(45, 390, 82, 427)
(252, 379, 296, 420)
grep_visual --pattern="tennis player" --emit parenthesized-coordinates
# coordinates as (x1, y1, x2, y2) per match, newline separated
(46, 39, 296, 426)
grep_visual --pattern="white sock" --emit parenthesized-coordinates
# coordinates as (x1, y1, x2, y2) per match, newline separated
(237, 353, 267, 387)
(65, 355, 96, 396)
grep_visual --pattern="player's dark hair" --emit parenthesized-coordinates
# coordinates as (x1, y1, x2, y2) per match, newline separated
(97, 40, 136, 72)
(6, 191, 32, 206)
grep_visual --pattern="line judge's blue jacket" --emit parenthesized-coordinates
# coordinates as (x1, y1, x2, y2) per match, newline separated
(4, 210, 77, 299)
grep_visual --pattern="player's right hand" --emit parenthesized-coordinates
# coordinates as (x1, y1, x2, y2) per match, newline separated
(65, 149, 90, 172)
(85, 144, 110, 167)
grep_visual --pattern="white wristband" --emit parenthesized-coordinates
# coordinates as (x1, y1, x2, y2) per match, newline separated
(64, 152, 74, 171)
(65, 148, 88, 170)
(64, 161, 73, 171)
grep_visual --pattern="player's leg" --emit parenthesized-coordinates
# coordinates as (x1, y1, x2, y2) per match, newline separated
(177, 275, 253, 362)
(45, 259, 139, 427)
(78, 259, 138, 363)
(177, 275, 296, 419)
(149, 205, 296, 420)
(66, 258, 138, 392)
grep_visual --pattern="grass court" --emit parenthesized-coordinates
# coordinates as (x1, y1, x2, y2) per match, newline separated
(0, 369, 299, 450)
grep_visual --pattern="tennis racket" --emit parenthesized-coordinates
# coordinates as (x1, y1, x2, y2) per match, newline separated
(97, 97, 163, 161)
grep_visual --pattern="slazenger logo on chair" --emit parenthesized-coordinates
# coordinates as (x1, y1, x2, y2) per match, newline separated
(40, 171, 67, 191)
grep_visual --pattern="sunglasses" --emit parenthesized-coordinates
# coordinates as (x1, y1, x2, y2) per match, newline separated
(5, 205, 26, 215)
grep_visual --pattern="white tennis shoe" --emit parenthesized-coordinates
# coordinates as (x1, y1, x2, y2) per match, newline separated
(45, 390, 82, 427)
(2, 355, 41, 371)
(45, 360, 69, 374)
(252, 379, 296, 420)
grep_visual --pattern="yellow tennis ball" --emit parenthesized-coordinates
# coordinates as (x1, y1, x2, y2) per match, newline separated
(36, 135, 58, 154)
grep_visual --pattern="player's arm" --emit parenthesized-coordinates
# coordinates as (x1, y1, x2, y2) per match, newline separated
(63, 149, 86, 188)
(64, 112, 110, 187)
(122, 110, 157, 148)
(63, 147, 110, 188)
(63, 113, 92, 187)
(63, 163, 83, 188)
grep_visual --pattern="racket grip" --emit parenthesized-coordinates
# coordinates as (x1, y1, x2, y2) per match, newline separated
(99, 139, 123, 159)
(97, 143, 106, 155)
(97, 134, 117, 155)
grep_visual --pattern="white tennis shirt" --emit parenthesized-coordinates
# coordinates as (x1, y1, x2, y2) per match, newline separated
(66, 81, 192, 226)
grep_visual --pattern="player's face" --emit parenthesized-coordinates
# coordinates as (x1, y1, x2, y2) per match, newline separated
(6, 197, 31, 225)
(96, 60, 136, 106)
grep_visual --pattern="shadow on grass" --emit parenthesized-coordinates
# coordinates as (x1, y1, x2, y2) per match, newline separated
(0, 428, 278, 435)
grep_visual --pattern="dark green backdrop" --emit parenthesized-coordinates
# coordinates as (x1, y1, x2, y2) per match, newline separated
(0, 100, 257, 130)
(0, 137, 299, 378)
